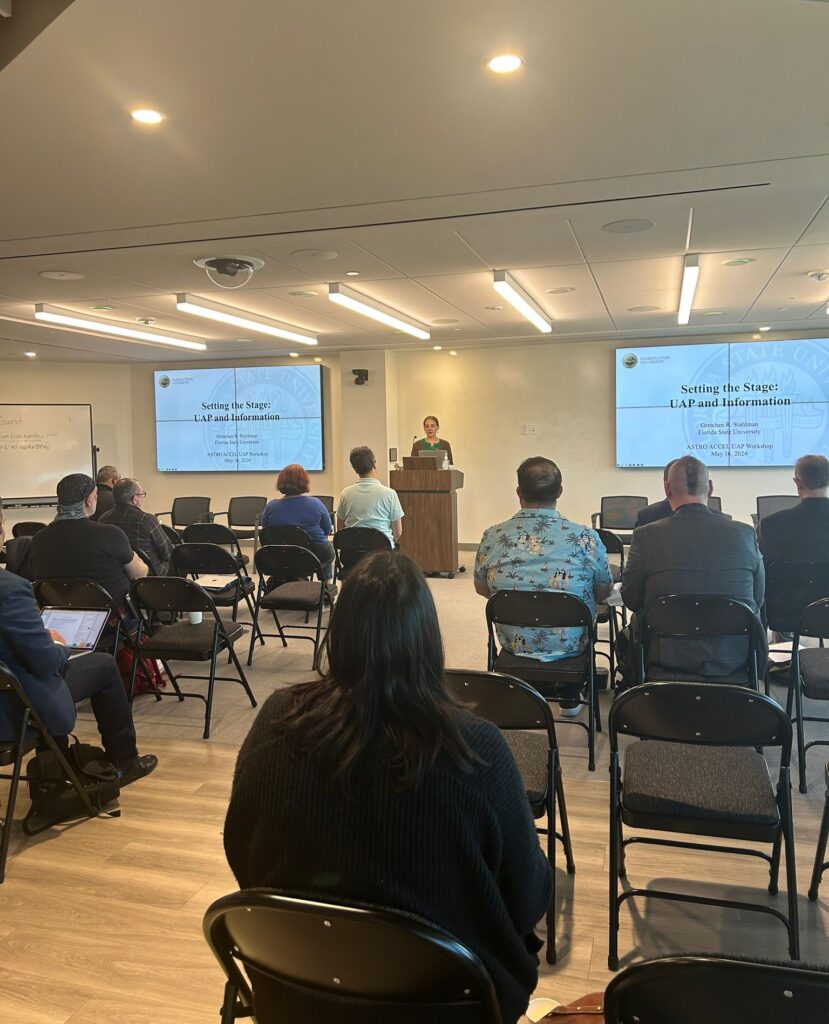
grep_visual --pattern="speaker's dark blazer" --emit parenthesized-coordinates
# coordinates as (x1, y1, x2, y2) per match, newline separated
(622, 504, 766, 682)
(0, 568, 76, 740)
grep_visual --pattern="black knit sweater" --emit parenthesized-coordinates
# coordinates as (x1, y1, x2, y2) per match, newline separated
(223, 687, 552, 1024)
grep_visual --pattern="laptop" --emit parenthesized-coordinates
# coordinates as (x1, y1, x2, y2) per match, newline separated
(41, 607, 109, 659)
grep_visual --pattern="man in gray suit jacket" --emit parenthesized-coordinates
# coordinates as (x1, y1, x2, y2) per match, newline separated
(621, 456, 766, 683)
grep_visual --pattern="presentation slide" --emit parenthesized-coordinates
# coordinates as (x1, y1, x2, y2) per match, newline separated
(154, 365, 323, 472)
(616, 338, 829, 467)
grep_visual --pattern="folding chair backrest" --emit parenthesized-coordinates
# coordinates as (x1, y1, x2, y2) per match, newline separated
(334, 527, 392, 570)
(641, 595, 760, 639)
(609, 682, 791, 753)
(182, 522, 240, 549)
(171, 496, 212, 527)
(34, 577, 118, 613)
(160, 523, 182, 547)
(131, 575, 218, 615)
(795, 596, 829, 641)
(597, 528, 625, 558)
(203, 890, 501, 1021)
(445, 669, 556, 743)
(604, 954, 829, 1024)
(259, 525, 314, 549)
(316, 494, 335, 517)
(486, 590, 593, 630)
(11, 521, 47, 538)
(765, 562, 829, 634)
(600, 496, 647, 531)
(227, 496, 267, 528)
(172, 542, 242, 577)
(756, 495, 799, 521)
(707, 495, 723, 512)
(255, 544, 323, 581)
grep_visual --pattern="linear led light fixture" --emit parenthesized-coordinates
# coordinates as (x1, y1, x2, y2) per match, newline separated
(34, 304, 206, 351)
(492, 270, 552, 334)
(176, 293, 317, 346)
(328, 282, 430, 340)
(677, 253, 700, 326)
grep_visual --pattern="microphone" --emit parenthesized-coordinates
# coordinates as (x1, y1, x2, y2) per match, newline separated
(412, 433, 417, 449)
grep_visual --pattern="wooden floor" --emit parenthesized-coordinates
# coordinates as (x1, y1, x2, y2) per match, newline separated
(1, 563, 828, 1021)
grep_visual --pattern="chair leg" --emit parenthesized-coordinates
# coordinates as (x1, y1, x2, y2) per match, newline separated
(271, 610, 288, 647)
(794, 671, 808, 794)
(808, 789, 829, 901)
(587, 662, 596, 771)
(246, 601, 261, 666)
(617, 807, 627, 879)
(203, 632, 221, 740)
(0, 710, 29, 884)
(160, 659, 185, 701)
(769, 829, 782, 896)
(608, 757, 621, 971)
(781, 776, 800, 960)
(220, 980, 239, 1024)
(227, 644, 257, 709)
(546, 751, 557, 965)
(555, 759, 576, 874)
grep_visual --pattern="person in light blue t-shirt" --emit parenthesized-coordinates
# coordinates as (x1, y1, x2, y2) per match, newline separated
(336, 446, 404, 546)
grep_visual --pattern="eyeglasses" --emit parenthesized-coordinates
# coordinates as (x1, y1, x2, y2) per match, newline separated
(135, 491, 147, 498)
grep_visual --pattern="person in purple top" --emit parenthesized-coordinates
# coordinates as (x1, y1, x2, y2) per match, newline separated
(261, 464, 335, 580)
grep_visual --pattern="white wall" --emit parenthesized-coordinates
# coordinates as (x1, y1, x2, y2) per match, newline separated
(339, 350, 399, 486)
(397, 340, 800, 543)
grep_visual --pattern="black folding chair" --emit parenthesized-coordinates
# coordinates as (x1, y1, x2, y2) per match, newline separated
(596, 528, 625, 686)
(259, 525, 314, 549)
(130, 577, 256, 740)
(608, 683, 799, 970)
(215, 496, 267, 542)
(787, 597, 829, 793)
(316, 494, 335, 517)
(182, 522, 249, 567)
(172, 542, 257, 627)
(248, 546, 327, 669)
(752, 495, 800, 529)
(707, 495, 723, 512)
(809, 762, 829, 901)
(11, 521, 47, 538)
(333, 527, 391, 582)
(203, 889, 502, 1024)
(604, 954, 829, 1024)
(591, 496, 647, 545)
(157, 496, 213, 534)
(638, 594, 764, 690)
(0, 660, 101, 882)
(486, 591, 601, 770)
(445, 669, 574, 964)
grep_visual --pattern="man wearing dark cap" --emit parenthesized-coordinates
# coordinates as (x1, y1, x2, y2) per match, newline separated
(30, 473, 148, 611)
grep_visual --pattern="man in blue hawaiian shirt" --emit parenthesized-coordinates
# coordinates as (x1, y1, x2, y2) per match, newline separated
(475, 457, 612, 713)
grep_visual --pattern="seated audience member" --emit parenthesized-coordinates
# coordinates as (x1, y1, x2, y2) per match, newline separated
(634, 460, 676, 528)
(0, 503, 156, 784)
(90, 465, 120, 521)
(30, 474, 148, 612)
(261, 464, 335, 579)
(224, 551, 551, 1024)
(621, 455, 766, 682)
(758, 454, 829, 565)
(474, 457, 613, 715)
(100, 478, 173, 576)
(336, 445, 404, 546)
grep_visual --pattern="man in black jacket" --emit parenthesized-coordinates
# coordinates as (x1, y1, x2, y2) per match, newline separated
(90, 465, 120, 521)
(759, 454, 829, 565)
(633, 460, 676, 528)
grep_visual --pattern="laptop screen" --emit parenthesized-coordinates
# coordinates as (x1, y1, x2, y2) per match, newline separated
(41, 608, 109, 652)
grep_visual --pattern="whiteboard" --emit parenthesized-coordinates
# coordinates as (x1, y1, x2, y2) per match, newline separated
(0, 404, 94, 504)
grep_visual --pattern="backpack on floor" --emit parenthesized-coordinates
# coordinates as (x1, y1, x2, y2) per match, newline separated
(24, 740, 120, 834)
(116, 639, 167, 695)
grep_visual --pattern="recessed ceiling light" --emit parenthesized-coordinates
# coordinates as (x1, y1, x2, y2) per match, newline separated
(703, 311, 725, 317)
(628, 305, 661, 313)
(777, 307, 790, 312)
(487, 54, 523, 74)
(24, 351, 36, 358)
(39, 270, 84, 281)
(345, 271, 360, 277)
(452, 328, 463, 332)
(91, 304, 113, 311)
(546, 286, 575, 295)
(431, 317, 460, 325)
(130, 108, 164, 125)
(759, 326, 771, 331)
(237, 338, 255, 343)
(807, 270, 829, 283)
(752, 333, 762, 340)
(449, 350, 458, 356)
(484, 305, 503, 311)
(313, 356, 322, 362)
(291, 249, 339, 262)
(289, 352, 299, 358)
(721, 257, 755, 267)
(433, 345, 443, 351)
(288, 290, 318, 298)
(601, 219, 655, 234)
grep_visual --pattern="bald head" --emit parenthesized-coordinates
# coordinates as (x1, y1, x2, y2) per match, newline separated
(667, 456, 711, 508)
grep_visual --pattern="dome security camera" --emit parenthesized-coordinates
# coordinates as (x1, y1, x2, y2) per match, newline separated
(193, 255, 265, 289)
(352, 368, 369, 385)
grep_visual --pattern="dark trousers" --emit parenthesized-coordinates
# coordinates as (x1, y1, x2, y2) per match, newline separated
(62, 653, 138, 766)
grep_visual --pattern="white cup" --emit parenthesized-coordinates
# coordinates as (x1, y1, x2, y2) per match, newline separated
(187, 611, 203, 625)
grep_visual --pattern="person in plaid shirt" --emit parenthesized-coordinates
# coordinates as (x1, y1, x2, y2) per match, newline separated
(100, 479, 173, 576)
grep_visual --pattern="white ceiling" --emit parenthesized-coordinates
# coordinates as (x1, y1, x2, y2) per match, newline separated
(1, 0, 829, 362)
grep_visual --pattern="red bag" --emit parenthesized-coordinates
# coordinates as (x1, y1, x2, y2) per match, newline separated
(116, 640, 167, 695)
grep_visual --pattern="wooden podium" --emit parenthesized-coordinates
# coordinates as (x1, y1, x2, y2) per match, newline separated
(390, 467, 464, 576)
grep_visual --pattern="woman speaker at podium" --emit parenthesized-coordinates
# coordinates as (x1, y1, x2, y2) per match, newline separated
(410, 415, 454, 465)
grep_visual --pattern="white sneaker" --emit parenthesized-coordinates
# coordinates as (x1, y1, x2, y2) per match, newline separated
(559, 702, 582, 718)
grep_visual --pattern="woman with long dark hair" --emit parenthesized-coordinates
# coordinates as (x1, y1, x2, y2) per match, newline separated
(224, 551, 551, 1024)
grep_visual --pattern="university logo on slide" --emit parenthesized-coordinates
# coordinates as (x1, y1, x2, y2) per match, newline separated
(622, 353, 638, 369)
(158, 375, 171, 389)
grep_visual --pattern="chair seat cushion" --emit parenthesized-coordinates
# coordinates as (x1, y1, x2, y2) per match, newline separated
(493, 648, 588, 698)
(140, 619, 243, 659)
(502, 729, 548, 815)
(261, 581, 323, 611)
(798, 648, 829, 699)
(623, 741, 779, 827)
